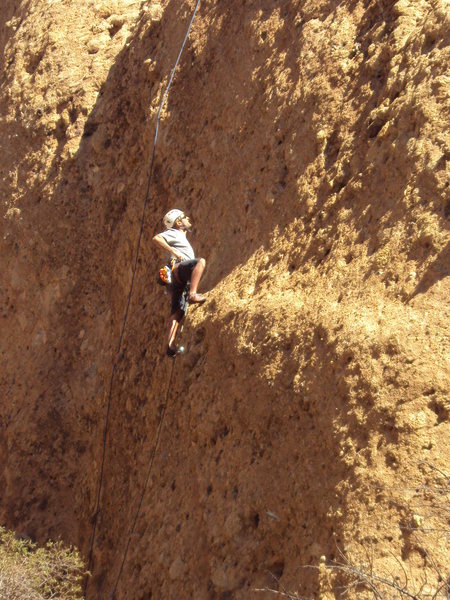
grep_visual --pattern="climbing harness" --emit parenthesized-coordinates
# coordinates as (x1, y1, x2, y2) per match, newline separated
(85, 0, 202, 596)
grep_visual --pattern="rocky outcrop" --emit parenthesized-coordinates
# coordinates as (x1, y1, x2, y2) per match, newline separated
(1, 0, 448, 598)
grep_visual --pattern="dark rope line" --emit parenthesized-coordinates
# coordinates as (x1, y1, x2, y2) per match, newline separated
(85, 0, 202, 593)
(110, 356, 177, 598)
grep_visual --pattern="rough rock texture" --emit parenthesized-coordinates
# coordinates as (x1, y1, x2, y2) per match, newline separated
(1, 0, 449, 598)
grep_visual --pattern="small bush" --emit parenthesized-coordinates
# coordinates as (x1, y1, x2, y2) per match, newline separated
(0, 526, 86, 600)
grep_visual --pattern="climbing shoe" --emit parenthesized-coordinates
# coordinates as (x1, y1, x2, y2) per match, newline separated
(188, 293, 206, 304)
(166, 346, 177, 357)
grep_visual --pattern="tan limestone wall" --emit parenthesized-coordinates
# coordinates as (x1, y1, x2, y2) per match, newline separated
(1, 0, 448, 598)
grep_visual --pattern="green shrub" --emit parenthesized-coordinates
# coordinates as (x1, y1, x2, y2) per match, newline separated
(0, 526, 86, 600)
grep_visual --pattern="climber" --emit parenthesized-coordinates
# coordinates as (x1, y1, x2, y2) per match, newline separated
(153, 209, 207, 357)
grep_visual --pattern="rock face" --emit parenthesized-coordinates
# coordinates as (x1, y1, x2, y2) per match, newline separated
(1, 0, 448, 598)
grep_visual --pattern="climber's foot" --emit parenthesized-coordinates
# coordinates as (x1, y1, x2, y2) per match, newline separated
(188, 293, 206, 304)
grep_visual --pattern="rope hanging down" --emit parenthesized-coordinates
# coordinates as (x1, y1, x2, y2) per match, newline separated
(111, 340, 177, 597)
(86, 0, 202, 592)
(112, 306, 187, 596)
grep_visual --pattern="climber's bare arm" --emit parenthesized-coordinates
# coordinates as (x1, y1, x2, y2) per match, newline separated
(152, 234, 183, 261)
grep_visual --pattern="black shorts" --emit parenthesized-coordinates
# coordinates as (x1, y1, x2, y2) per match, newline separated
(170, 259, 200, 315)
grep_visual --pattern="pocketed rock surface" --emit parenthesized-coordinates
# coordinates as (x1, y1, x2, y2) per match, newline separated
(1, 0, 449, 598)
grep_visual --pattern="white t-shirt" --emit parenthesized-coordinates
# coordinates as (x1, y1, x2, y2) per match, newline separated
(160, 228, 195, 261)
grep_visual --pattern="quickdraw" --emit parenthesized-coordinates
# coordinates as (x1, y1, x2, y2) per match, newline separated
(157, 258, 178, 286)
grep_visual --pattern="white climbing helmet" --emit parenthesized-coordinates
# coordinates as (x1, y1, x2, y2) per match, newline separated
(163, 208, 184, 229)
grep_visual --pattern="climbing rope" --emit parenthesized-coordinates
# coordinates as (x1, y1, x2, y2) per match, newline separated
(85, 0, 201, 594)
(110, 335, 180, 598)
